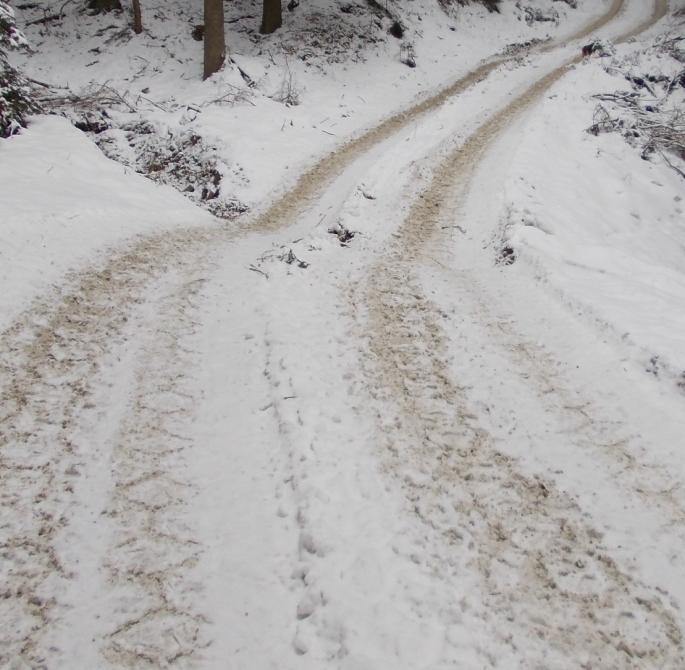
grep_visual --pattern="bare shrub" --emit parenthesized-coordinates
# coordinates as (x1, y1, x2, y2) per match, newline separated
(586, 38, 685, 179)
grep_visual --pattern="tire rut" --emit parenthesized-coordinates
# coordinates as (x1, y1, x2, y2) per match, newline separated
(363, 271, 683, 665)
(101, 270, 211, 667)
(451, 275, 685, 526)
(359, 0, 681, 665)
(0, 230, 216, 667)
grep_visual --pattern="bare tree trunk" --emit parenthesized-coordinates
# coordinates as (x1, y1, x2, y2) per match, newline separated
(131, 0, 142, 33)
(260, 0, 282, 34)
(203, 0, 225, 80)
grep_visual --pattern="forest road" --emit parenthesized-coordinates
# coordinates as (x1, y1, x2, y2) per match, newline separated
(0, 0, 676, 667)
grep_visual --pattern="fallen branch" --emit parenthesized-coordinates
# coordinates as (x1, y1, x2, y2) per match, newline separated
(249, 265, 269, 279)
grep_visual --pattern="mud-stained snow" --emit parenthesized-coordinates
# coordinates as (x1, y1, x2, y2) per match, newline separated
(2, 0, 685, 668)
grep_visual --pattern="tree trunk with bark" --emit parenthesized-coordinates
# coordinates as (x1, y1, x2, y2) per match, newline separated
(260, 0, 282, 34)
(203, 0, 225, 80)
(131, 0, 142, 33)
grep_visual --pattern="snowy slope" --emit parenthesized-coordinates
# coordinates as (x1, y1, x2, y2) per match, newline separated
(0, 115, 213, 331)
(504, 10, 685, 386)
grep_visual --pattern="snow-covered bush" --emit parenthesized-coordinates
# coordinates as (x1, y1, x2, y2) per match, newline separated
(92, 118, 249, 219)
(0, 1, 25, 50)
(443, 0, 501, 13)
(516, 2, 559, 25)
(587, 32, 685, 179)
(1, 1, 37, 137)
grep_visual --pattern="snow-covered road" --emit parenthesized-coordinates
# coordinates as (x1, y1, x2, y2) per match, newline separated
(356, 0, 685, 665)
(2, 0, 684, 667)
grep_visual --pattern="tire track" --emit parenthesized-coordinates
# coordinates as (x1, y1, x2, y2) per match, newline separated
(362, 270, 683, 665)
(358, 0, 681, 666)
(448, 276, 685, 526)
(100, 270, 211, 667)
(0, 230, 215, 667)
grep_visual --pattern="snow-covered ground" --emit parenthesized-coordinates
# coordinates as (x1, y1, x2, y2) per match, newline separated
(2, 0, 685, 668)
(504, 8, 685, 386)
(0, 115, 213, 331)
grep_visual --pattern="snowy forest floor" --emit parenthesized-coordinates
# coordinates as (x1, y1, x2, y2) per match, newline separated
(2, 0, 685, 668)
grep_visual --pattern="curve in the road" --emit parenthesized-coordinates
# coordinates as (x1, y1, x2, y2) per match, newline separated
(361, 0, 680, 665)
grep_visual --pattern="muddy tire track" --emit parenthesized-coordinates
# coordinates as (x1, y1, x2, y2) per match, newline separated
(0, 230, 217, 667)
(251, 0, 629, 234)
(362, 270, 683, 665)
(100, 270, 211, 667)
(446, 272, 685, 525)
(358, 0, 681, 665)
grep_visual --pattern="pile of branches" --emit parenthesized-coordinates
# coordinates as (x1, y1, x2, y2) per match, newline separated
(587, 35, 685, 179)
(31, 78, 252, 218)
(94, 120, 249, 219)
(515, 2, 559, 25)
(34, 79, 184, 115)
(589, 95, 685, 177)
(37, 80, 252, 116)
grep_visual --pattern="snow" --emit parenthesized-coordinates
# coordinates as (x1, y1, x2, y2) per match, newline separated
(504, 12, 685, 383)
(2, 0, 685, 668)
(10, 0, 612, 216)
(0, 115, 213, 331)
(2, 0, 611, 328)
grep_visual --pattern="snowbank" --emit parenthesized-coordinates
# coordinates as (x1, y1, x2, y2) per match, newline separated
(0, 115, 212, 331)
(504, 25, 685, 383)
